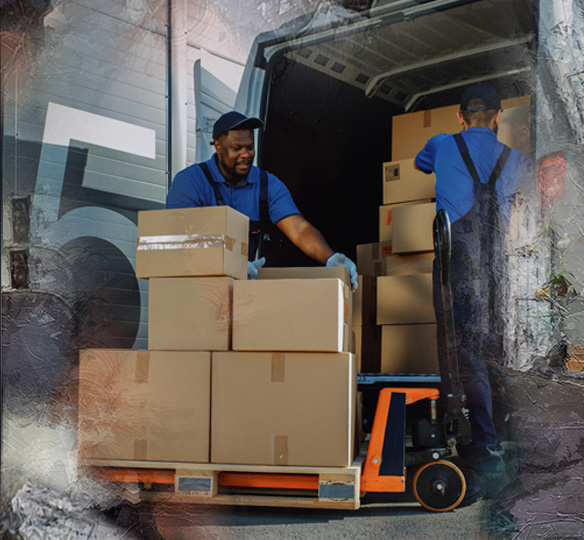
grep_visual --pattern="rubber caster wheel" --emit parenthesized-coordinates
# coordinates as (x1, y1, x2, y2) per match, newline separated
(412, 460, 466, 512)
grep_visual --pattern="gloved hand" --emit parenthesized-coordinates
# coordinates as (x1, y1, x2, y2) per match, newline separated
(247, 257, 266, 280)
(326, 252, 358, 292)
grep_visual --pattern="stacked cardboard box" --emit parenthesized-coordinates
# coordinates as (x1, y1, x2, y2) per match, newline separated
(78, 207, 357, 468)
(78, 206, 250, 464)
(375, 96, 530, 374)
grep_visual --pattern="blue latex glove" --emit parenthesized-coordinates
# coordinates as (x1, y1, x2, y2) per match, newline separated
(247, 257, 266, 280)
(326, 252, 358, 292)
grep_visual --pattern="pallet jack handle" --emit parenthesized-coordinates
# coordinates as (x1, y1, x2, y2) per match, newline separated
(433, 209, 472, 446)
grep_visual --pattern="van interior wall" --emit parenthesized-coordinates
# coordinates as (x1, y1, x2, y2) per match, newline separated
(261, 55, 401, 267)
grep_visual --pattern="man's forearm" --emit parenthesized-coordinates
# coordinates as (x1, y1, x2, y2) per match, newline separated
(277, 215, 334, 264)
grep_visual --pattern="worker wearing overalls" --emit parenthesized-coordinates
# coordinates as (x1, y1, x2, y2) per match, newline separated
(415, 84, 532, 504)
(166, 111, 358, 290)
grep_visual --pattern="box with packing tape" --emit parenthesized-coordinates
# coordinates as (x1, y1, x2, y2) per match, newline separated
(211, 351, 357, 467)
(391, 96, 530, 161)
(136, 206, 249, 280)
(232, 278, 351, 352)
(383, 158, 436, 205)
(148, 277, 233, 351)
(78, 349, 211, 463)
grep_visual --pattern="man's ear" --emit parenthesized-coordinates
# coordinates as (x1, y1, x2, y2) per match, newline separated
(493, 109, 502, 128)
(457, 110, 466, 129)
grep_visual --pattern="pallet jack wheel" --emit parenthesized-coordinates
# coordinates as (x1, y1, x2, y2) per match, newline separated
(412, 460, 466, 512)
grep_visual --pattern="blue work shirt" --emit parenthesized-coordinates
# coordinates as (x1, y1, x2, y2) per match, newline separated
(166, 154, 301, 224)
(415, 127, 532, 226)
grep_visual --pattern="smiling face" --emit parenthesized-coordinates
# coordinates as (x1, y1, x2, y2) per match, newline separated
(213, 129, 255, 184)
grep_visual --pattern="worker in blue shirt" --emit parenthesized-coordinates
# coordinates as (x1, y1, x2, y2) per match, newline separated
(415, 83, 532, 506)
(167, 111, 358, 289)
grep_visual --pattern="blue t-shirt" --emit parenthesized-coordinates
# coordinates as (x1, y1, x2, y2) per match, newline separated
(415, 127, 532, 226)
(166, 154, 301, 224)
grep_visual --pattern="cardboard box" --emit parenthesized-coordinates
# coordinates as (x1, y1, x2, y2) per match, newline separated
(211, 352, 357, 467)
(383, 158, 436, 205)
(353, 325, 382, 373)
(136, 206, 249, 280)
(148, 277, 233, 351)
(356, 241, 393, 276)
(78, 349, 211, 462)
(384, 253, 434, 276)
(258, 266, 353, 325)
(258, 266, 350, 288)
(379, 201, 424, 243)
(391, 96, 530, 161)
(232, 278, 350, 352)
(381, 324, 439, 374)
(353, 275, 377, 326)
(392, 202, 436, 254)
(377, 273, 435, 325)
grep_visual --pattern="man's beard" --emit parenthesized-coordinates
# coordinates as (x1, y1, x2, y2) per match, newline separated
(219, 155, 251, 183)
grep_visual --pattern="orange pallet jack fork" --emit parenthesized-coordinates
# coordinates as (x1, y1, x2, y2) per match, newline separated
(361, 387, 439, 492)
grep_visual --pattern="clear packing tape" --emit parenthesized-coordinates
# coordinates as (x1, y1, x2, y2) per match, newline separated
(137, 234, 237, 252)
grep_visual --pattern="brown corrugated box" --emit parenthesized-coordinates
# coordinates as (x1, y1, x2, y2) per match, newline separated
(352, 325, 381, 373)
(356, 241, 393, 276)
(78, 349, 211, 462)
(352, 275, 377, 326)
(383, 252, 434, 276)
(383, 158, 436, 205)
(381, 324, 439, 374)
(211, 351, 357, 466)
(377, 273, 435, 325)
(391, 96, 531, 161)
(258, 266, 350, 287)
(136, 206, 249, 280)
(232, 278, 350, 352)
(391, 202, 436, 254)
(148, 277, 233, 351)
(258, 266, 353, 328)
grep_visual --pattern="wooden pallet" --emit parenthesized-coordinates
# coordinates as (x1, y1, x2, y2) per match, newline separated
(80, 456, 364, 510)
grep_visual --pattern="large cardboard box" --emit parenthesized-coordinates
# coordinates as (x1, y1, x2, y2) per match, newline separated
(233, 278, 350, 352)
(258, 266, 353, 325)
(377, 273, 435, 325)
(353, 325, 382, 373)
(211, 352, 357, 466)
(258, 266, 350, 287)
(136, 206, 249, 280)
(383, 253, 434, 276)
(383, 158, 436, 205)
(381, 324, 439, 374)
(78, 349, 211, 462)
(148, 277, 233, 351)
(391, 202, 435, 254)
(356, 241, 393, 276)
(391, 96, 530, 161)
(352, 275, 377, 326)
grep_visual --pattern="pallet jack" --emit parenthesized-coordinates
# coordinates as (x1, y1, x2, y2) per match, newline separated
(358, 209, 472, 511)
(86, 210, 473, 512)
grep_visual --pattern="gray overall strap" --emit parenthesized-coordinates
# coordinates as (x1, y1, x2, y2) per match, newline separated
(453, 133, 511, 188)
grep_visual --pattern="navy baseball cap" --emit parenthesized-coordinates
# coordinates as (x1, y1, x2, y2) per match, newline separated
(460, 83, 502, 111)
(212, 111, 263, 141)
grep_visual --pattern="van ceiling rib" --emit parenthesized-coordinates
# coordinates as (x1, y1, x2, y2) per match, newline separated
(265, 0, 534, 110)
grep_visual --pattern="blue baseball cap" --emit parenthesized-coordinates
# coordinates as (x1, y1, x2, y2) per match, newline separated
(212, 111, 263, 141)
(460, 83, 502, 111)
